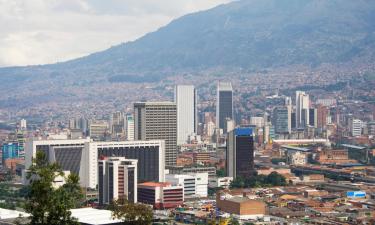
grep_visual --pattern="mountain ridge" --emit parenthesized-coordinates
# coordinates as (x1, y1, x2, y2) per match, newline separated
(1, 0, 375, 87)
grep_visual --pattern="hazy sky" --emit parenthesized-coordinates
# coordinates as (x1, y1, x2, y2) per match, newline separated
(0, 0, 232, 67)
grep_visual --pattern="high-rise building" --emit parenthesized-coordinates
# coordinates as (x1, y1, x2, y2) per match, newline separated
(89, 121, 109, 141)
(126, 115, 135, 141)
(110, 112, 125, 137)
(175, 85, 197, 145)
(352, 119, 362, 137)
(226, 128, 254, 178)
(216, 82, 233, 133)
(317, 105, 329, 129)
(98, 157, 138, 205)
(20, 119, 27, 130)
(296, 91, 310, 128)
(309, 108, 317, 128)
(273, 106, 291, 134)
(1, 142, 22, 164)
(134, 102, 177, 166)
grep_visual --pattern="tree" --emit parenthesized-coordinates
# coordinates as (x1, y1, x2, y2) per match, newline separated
(25, 151, 82, 225)
(266, 172, 287, 186)
(110, 197, 153, 225)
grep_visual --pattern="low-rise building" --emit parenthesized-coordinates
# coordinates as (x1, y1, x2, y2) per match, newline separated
(216, 191, 267, 220)
(165, 173, 208, 198)
(138, 182, 184, 209)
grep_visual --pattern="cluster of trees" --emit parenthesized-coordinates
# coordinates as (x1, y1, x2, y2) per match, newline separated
(23, 151, 153, 225)
(230, 172, 287, 189)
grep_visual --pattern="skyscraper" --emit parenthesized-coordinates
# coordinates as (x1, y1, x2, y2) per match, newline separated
(134, 102, 177, 166)
(98, 157, 138, 205)
(273, 106, 291, 134)
(309, 108, 317, 128)
(226, 128, 254, 178)
(110, 111, 125, 137)
(126, 115, 135, 141)
(296, 91, 310, 128)
(175, 85, 197, 145)
(216, 82, 233, 133)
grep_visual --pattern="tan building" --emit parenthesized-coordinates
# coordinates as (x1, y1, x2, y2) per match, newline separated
(216, 192, 267, 220)
(316, 149, 356, 164)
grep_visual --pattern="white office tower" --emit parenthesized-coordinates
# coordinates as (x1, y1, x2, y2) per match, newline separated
(175, 85, 197, 145)
(20, 119, 27, 130)
(126, 115, 135, 141)
(98, 157, 138, 205)
(24, 138, 165, 189)
(134, 102, 177, 166)
(24, 138, 92, 187)
(110, 112, 125, 136)
(296, 91, 310, 128)
(165, 173, 208, 198)
(216, 82, 233, 133)
(352, 119, 363, 137)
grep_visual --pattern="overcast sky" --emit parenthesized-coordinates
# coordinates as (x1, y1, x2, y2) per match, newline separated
(0, 0, 232, 67)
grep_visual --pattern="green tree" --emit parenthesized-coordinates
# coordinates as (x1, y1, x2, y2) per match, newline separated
(110, 197, 153, 225)
(266, 172, 287, 186)
(25, 151, 82, 225)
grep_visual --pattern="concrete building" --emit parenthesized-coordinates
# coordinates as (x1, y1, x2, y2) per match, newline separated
(352, 119, 363, 137)
(208, 177, 233, 189)
(226, 128, 254, 178)
(25, 138, 165, 188)
(98, 157, 138, 205)
(134, 102, 177, 166)
(250, 117, 264, 128)
(175, 85, 197, 145)
(216, 82, 233, 133)
(126, 115, 135, 141)
(287, 151, 307, 165)
(89, 121, 109, 141)
(91, 140, 165, 185)
(296, 91, 310, 128)
(216, 191, 266, 220)
(166, 166, 216, 180)
(110, 112, 125, 137)
(309, 108, 318, 128)
(138, 182, 184, 209)
(273, 106, 291, 134)
(24, 138, 91, 187)
(165, 173, 208, 198)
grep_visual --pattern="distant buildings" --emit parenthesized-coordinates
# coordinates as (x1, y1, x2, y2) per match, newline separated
(134, 102, 177, 166)
(89, 120, 109, 141)
(226, 128, 254, 178)
(175, 85, 197, 145)
(351, 119, 363, 137)
(126, 115, 135, 141)
(216, 82, 233, 133)
(1, 142, 23, 164)
(273, 106, 291, 134)
(98, 157, 138, 205)
(110, 112, 125, 137)
(296, 91, 310, 128)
